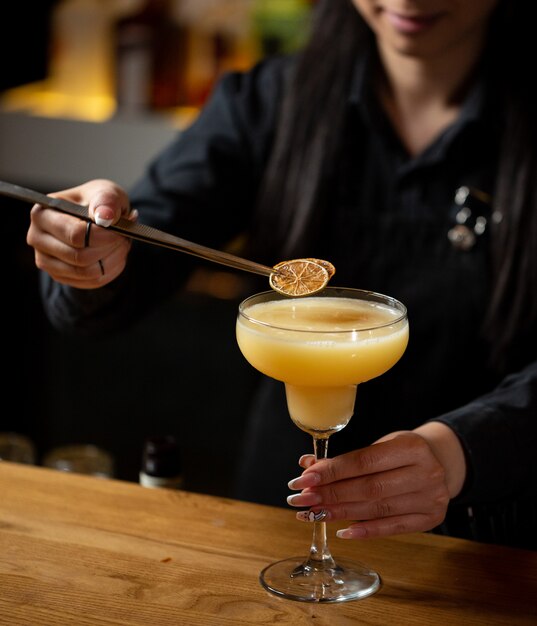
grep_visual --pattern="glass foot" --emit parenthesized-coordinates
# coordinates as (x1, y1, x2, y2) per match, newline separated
(260, 556, 381, 603)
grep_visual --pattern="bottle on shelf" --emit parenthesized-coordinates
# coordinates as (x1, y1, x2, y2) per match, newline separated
(113, 0, 188, 115)
(251, 0, 313, 58)
(48, 0, 116, 115)
(140, 435, 184, 489)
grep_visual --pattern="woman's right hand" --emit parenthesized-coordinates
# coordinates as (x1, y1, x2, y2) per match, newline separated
(26, 179, 136, 289)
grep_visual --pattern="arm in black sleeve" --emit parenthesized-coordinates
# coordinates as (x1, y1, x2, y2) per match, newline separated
(432, 358, 537, 504)
(40, 57, 289, 336)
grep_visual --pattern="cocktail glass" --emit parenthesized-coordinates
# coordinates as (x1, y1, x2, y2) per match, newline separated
(236, 287, 409, 602)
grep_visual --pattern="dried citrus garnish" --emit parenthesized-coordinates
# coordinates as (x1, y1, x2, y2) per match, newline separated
(269, 258, 335, 296)
(303, 258, 336, 280)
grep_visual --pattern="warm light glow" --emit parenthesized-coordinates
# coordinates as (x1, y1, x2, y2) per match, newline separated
(0, 80, 199, 128)
(0, 80, 115, 122)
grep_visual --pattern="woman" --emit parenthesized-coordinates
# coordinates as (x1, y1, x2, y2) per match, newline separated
(27, 0, 537, 548)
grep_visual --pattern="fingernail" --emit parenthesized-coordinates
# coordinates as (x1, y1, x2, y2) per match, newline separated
(296, 509, 330, 523)
(95, 213, 114, 228)
(286, 492, 322, 507)
(299, 454, 315, 468)
(336, 526, 367, 539)
(93, 204, 114, 228)
(287, 472, 320, 490)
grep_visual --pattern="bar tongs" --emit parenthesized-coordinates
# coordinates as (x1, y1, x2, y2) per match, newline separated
(0, 180, 275, 278)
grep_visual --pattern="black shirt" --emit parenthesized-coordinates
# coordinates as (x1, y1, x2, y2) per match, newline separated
(41, 53, 537, 546)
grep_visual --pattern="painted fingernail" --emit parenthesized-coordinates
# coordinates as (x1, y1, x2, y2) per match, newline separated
(95, 216, 113, 227)
(298, 454, 315, 468)
(94, 208, 114, 227)
(296, 509, 330, 523)
(95, 215, 113, 227)
(286, 492, 322, 507)
(287, 472, 320, 490)
(336, 526, 367, 539)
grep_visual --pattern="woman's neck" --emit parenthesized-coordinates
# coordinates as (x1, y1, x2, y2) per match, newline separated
(376, 37, 485, 156)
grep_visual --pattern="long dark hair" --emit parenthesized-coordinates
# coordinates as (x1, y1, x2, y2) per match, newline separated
(482, 1, 537, 364)
(252, 0, 536, 368)
(251, 0, 368, 259)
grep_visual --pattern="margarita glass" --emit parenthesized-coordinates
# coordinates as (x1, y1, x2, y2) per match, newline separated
(236, 287, 409, 602)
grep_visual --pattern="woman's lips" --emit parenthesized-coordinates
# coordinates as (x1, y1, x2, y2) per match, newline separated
(384, 10, 441, 35)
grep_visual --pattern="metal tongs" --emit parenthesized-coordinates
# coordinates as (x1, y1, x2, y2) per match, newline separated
(0, 180, 276, 278)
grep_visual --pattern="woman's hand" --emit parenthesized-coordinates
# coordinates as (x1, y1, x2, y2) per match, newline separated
(287, 423, 467, 539)
(26, 179, 136, 289)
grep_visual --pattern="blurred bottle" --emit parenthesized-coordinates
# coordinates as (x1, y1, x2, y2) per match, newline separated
(48, 0, 115, 102)
(140, 435, 184, 489)
(252, 0, 312, 57)
(177, 0, 261, 107)
(43, 444, 114, 478)
(113, 0, 188, 115)
(0, 433, 36, 465)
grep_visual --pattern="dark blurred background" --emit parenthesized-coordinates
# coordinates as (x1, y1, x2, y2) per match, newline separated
(1, 1, 314, 494)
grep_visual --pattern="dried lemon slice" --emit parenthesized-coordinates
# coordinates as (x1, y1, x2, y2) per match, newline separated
(303, 258, 336, 280)
(269, 258, 335, 296)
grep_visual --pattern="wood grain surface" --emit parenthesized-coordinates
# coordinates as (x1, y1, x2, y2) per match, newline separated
(0, 461, 535, 625)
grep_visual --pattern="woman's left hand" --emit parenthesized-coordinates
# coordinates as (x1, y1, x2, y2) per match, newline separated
(287, 426, 465, 539)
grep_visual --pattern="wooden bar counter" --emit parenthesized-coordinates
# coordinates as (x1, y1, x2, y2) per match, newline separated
(0, 461, 535, 625)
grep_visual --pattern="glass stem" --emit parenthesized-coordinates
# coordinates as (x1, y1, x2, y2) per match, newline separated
(305, 436, 336, 571)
